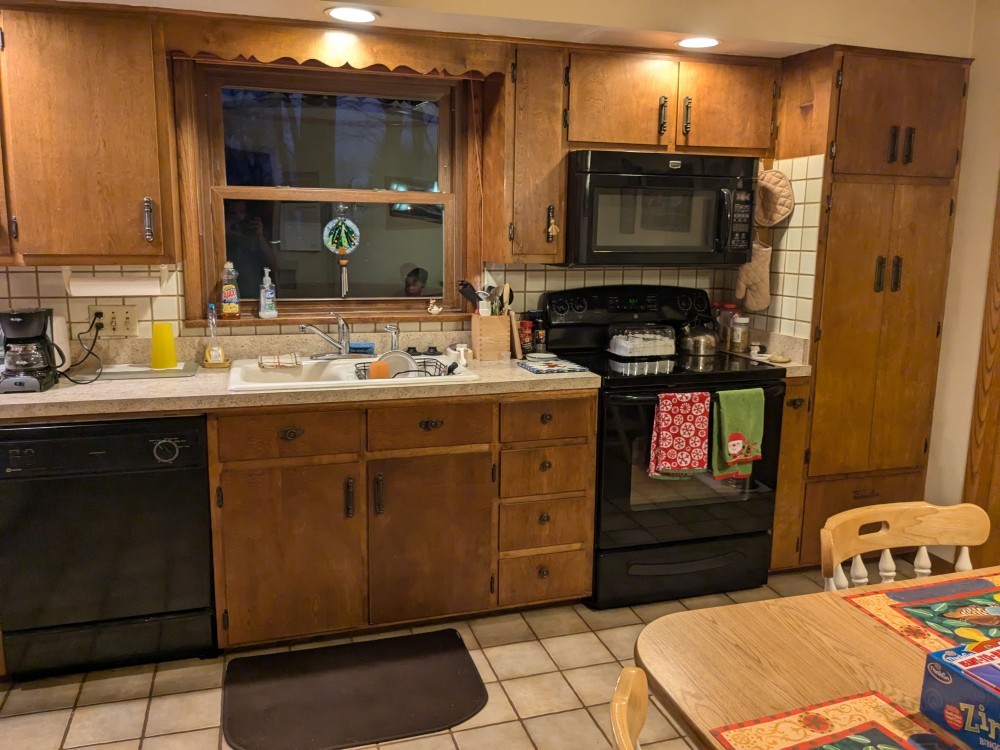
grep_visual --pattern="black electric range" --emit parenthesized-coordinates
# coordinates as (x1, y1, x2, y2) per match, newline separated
(540, 286, 787, 608)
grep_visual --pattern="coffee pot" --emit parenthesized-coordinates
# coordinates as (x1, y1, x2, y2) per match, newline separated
(0, 308, 60, 392)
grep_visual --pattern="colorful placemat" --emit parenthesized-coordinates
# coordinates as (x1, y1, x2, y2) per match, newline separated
(845, 574, 1000, 652)
(711, 692, 955, 750)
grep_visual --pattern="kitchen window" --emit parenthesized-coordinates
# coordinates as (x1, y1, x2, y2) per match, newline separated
(177, 63, 466, 322)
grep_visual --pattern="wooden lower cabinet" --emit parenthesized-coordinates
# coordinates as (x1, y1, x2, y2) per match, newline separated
(368, 453, 495, 624)
(210, 390, 598, 647)
(770, 379, 811, 570)
(799, 470, 925, 566)
(219, 462, 366, 645)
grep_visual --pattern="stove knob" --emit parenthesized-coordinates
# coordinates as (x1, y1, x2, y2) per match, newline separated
(152, 439, 180, 464)
(570, 298, 588, 314)
(552, 299, 570, 315)
(676, 294, 692, 312)
(694, 296, 709, 312)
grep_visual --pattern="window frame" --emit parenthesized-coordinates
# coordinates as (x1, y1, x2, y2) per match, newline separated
(178, 61, 466, 323)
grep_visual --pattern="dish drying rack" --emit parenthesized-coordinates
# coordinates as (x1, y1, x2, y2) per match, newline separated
(355, 358, 448, 380)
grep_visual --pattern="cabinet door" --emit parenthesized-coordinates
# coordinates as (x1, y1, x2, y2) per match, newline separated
(220, 463, 366, 645)
(770, 380, 811, 570)
(896, 59, 966, 179)
(675, 61, 775, 150)
(567, 52, 676, 146)
(369, 453, 495, 624)
(834, 54, 966, 178)
(0, 10, 171, 257)
(810, 182, 894, 477)
(512, 46, 567, 262)
(869, 185, 953, 470)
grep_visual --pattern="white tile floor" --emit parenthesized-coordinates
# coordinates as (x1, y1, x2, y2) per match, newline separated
(0, 565, 912, 750)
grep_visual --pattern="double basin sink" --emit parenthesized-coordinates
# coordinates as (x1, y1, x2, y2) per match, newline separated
(227, 355, 479, 393)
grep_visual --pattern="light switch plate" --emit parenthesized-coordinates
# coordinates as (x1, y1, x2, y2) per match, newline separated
(88, 305, 139, 338)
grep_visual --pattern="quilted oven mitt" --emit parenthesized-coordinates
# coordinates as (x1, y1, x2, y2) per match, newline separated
(735, 241, 772, 312)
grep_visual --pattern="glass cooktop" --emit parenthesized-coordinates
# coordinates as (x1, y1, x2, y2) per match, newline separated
(555, 351, 786, 388)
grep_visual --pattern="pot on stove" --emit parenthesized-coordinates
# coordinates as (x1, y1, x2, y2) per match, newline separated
(679, 324, 718, 356)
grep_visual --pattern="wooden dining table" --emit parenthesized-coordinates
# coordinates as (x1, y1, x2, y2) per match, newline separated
(635, 566, 1000, 748)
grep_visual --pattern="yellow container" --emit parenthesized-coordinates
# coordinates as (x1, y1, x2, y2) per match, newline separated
(150, 322, 178, 369)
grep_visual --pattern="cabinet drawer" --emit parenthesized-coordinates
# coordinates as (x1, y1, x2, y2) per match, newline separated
(218, 410, 362, 462)
(501, 444, 592, 498)
(800, 471, 925, 565)
(499, 550, 592, 606)
(500, 497, 593, 551)
(500, 397, 594, 443)
(367, 402, 492, 451)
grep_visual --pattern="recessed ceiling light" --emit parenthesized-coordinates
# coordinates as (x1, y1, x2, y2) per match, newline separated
(678, 37, 720, 49)
(326, 7, 379, 23)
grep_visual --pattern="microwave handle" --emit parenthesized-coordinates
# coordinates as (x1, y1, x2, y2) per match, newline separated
(717, 188, 734, 251)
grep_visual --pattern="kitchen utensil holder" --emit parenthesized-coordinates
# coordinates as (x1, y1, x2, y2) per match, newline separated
(472, 315, 511, 361)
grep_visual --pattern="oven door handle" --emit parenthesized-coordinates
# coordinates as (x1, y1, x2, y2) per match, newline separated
(607, 394, 663, 405)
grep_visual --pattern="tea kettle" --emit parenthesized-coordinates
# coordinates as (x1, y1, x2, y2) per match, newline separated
(679, 323, 718, 356)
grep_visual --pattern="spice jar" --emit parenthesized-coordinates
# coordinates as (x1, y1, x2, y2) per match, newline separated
(519, 319, 534, 354)
(730, 316, 751, 354)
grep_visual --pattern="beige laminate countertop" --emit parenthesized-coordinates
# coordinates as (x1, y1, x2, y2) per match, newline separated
(0, 361, 602, 422)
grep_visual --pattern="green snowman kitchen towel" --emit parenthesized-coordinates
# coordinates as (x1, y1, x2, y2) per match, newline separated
(712, 388, 765, 480)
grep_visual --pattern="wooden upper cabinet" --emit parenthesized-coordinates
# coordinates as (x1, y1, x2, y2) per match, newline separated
(834, 53, 966, 179)
(567, 51, 677, 147)
(675, 61, 776, 151)
(0, 10, 176, 259)
(511, 45, 567, 262)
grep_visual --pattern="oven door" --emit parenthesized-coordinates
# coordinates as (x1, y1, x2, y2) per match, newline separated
(598, 382, 784, 550)
(568, 173, 744, 266)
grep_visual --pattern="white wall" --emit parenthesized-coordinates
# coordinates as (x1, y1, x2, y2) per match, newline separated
(926, 0, 1000, 505)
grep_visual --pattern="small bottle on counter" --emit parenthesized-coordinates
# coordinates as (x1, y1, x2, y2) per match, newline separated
(204, 303, 226, 364)
(533, 326, 548, 353)
(519, 319, 534, 354)
(730, 316, 751, 353)
(718, 303, 739, 350)
(220, 262, 241, 320)
(258, 267, 278, 319)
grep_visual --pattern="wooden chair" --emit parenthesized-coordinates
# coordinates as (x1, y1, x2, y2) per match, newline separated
(820, 501, 991, 590)
(611, 666, 648, 750)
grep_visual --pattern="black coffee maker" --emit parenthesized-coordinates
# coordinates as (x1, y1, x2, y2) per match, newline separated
(0, 308, 60, 392)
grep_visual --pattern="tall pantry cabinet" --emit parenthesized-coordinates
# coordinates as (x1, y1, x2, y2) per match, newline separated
(776, 47, 969, 566)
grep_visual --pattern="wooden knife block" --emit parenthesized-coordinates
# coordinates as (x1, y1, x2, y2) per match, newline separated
(472, 315, 511, 361)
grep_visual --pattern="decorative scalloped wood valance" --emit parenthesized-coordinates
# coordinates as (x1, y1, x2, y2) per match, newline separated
(162, 16, 512, 77)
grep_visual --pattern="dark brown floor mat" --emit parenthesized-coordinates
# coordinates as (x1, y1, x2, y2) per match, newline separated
(222, 629, 487, 750)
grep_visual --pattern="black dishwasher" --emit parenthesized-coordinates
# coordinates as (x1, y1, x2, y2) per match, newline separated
(0, 416, 216, 677)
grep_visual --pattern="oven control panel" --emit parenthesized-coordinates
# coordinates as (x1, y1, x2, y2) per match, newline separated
(543, 285, 712, 326)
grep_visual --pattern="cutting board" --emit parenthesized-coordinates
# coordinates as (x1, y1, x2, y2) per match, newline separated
(93, 362, 200, 380)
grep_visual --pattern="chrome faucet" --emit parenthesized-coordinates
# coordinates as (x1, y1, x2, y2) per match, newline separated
(300, 312, 355, 360)
(384, 324, 400, 352)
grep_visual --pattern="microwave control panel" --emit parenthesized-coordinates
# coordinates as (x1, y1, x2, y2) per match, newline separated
(731, 189, 752, 251)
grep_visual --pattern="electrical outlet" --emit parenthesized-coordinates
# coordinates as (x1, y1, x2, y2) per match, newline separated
(88, 305, 139, 338)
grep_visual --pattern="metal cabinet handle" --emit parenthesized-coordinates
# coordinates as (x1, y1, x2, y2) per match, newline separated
(374, 473, 385, 514)
(419, 418, 445, 431)
(903, 127, 916, 164)
(540, 460, 553, 472)
(538, 512, 552, 525)
(540, 412, 554, 424)
(657, 95, 669, 135)
(873, 256, 887, 293)
(545, 205, 559, 244)
(537, 567, 550, 580)
(278, 426, 305, 441)
(344, 476, 355, 518)
(682, 96, 693, 135)
(852, 489, 881, 500)
(887, 125, 900, 163)
(890, 256, 903, 292)
(143, 197, 154, 242)
(786, 398, 805, 409)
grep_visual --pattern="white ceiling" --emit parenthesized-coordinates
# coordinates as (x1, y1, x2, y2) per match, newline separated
(59, 0, 821, 57)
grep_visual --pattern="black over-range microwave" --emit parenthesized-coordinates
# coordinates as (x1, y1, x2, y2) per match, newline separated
(565, 150, 757, 267)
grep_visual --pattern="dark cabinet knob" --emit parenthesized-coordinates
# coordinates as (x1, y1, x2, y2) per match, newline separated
(786, 398, 805, 409)
(419, 418, 445, 431)
(540, 412, 554, 424)
(540, 460, 552, 472)
(538, 512, 551, 525)
(279, 426, 304, 441)
(537, 567, 550, 579)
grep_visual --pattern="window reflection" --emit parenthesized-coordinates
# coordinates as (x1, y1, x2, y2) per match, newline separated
(222, 199, 444, 300)
(221, 89, 440, 190)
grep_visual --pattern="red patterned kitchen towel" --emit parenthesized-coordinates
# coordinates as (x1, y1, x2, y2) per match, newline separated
(648, 392, 711, 479)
